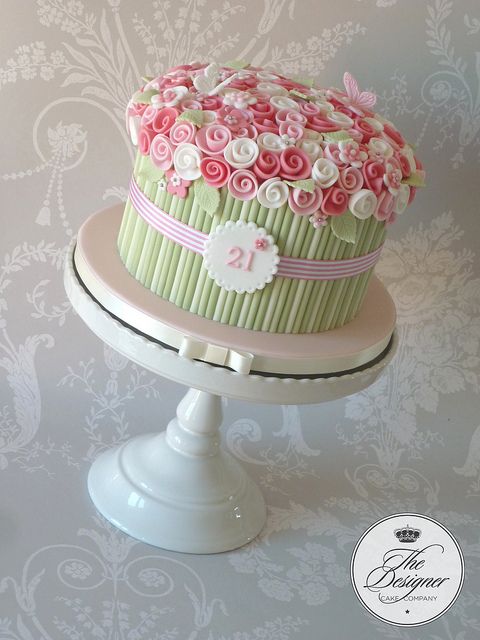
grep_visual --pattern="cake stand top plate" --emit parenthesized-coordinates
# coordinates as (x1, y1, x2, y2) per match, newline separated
(64, 206, 397, 405)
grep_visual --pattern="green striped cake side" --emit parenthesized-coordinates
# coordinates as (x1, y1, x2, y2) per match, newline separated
(117, 153, 386, 333)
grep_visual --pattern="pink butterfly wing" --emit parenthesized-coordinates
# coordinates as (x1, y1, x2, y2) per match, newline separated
(358, 91, 377, 109)
(343, 72, 360, 100)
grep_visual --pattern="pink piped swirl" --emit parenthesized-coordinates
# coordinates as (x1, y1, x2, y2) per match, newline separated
(196, 124, 232, 155)
(138, 126, 156, 155)
(228, 169, 259, 201)
(320, 186, 349, 217)
(338, 166, 364, 194)
(150, 133, 174, 170)
(150, 107, 178, 135)
(362, 159, 385, 195)
(169, 121, 196, 146)
(288, 186, 323, 216)
(253, 149, 281, 180)
(200, 157, 231, 188)
(279, 146, 311, 180)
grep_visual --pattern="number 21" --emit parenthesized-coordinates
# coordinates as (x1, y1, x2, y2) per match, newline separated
(226, 246, 255, 271)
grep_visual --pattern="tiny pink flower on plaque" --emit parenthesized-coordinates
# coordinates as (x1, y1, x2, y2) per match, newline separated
(255, 237, 268, 251)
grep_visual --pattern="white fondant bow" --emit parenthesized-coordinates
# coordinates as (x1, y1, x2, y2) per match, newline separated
(179, 336, 253, 374)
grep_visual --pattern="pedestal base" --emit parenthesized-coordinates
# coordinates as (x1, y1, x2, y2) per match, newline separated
(88, 389, 266, 553)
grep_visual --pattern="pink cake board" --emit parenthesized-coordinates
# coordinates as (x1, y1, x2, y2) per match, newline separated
(74, 205, 396, 376)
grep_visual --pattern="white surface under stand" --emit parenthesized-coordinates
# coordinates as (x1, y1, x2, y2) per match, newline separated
(64, 206, 398, 554)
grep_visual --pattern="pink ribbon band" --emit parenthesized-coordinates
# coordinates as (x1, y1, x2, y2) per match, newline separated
(129, 179, 383, 281)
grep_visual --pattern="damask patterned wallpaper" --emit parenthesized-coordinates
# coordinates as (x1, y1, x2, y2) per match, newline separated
(1, 1, 479, 638)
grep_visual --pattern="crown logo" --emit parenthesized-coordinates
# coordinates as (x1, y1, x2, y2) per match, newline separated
(394, 524, 421, 543)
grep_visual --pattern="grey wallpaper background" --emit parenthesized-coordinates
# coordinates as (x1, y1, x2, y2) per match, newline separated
(1, 0, 480, 638)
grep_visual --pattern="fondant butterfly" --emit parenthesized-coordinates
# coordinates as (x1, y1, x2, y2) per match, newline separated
(341, 72, 377, 115)
(193, 62, 237, 96)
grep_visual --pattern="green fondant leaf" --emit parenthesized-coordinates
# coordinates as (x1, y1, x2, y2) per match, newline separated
(139, 163, 165, 183)
(132, 89, 158, 104)
(402, 171, 426, 187)
(194, 177, 220, 216)
(224, 59, 250, 69)
(292, 76, 314, 88)
(284, 179, 315, 193)
(322, 131, 353, 144)
(141, 75, 154, 83)
(289, 89, 310, 101)
(177, 109, 204, 127)
(330, 211, 357, 244)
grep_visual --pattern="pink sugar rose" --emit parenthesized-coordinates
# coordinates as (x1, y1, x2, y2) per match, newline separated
(165, 169, 191, 198)
(253, 117, 279, 134)
(195, 124, 232, 155)
(216, 106, 252, 132)
(228, 169, 259, 201)
(394, 149, 412, 178)
(169, 121, 196, 146)
(382, 123, 405, 149)
(229, 75, 258, 90)
(201, 95, 223, 110)
(159, 74, 191, 89)
(179, 99, 202, 111)
(150, 107, 178, 135)
(288, 186, 323, 215)
(279, 146, 311, 180)
(138, 126, 156, 155)
(150, 133, 174, 170)
(352, 117, 377, 143)
(128, 101, 148, 118)
(275, 109, 307, 127)
(249, 101, 276, 121)
(306, 115, 340, 133)
(323, 144, 348, 169)
(375, 190, 396, 222)
(233, 124, 258, 139)
(140, 105, 157, 127)
(253, 149, 281, 180)
(279, 122, 304, 142)
(200, 157, 231, 188)
(320, 186, 349, 217)
(338, 166, 364, 194)
(362, 159, 385, 196)
(299, 102, 321, 119)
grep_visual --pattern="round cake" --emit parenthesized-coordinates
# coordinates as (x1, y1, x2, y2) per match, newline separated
(118, 61, 425, 334)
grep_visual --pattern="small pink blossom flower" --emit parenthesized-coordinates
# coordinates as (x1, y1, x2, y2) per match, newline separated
(255, 238, 268, 250)
(338, 139, 368, 168)
(223, 90, 257, 109)
(309, 211, 329, 228)
(383, 159, 403, 196)
(166, 169, 191, 198)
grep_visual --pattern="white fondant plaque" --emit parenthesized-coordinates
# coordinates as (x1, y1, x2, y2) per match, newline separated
(204, 221, 279, 293)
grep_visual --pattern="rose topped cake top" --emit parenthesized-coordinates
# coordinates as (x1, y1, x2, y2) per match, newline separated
(126, 61, 425, 243)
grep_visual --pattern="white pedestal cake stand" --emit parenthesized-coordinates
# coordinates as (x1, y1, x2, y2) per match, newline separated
(64, 205, 397, 554)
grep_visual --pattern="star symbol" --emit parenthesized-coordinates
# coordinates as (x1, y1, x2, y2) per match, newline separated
(405, 609, 410, 614)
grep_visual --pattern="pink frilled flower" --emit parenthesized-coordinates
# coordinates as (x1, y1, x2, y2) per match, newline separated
(169, 121, 196, 146)
(195, 124, 232, 155)
(320, 186, 349, 217)
(338, 140, 368, 168)
(166, 169, 191, 198)
(338, 166, 364, 194)
(362, 159, 385, 196)
(199, 157, 231, 188)
(138, 126, 156, 155)
(279, 146, 311, 180)
(228, 169, 258, 201)
(253, 149, 281, 180)
(383, 158, 403, 196)
(150, 134, 174, 170)
(216, 106, 252, 132)
(288, 186, 323, 216)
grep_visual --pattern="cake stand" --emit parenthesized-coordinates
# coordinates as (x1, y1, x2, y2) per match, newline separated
(64, 205, 397, 554)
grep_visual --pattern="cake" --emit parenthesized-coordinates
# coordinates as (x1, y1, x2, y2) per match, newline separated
(118, 62, 424, 334)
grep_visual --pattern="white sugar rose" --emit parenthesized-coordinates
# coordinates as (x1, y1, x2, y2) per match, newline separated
(257, 177, 289, 209)
(400, 144, 417, 173)
(326, 110, 354, 128)
(173, 142, 202, 180)
(257, 132, 283, 153)
(256, 82, 288, 96)
(312, 158, 339, 188)
(363, 117, 384, 133)
(224, 138, 259, 169)
(348, 189, 378, 219)
(394, 183, 410, 214)
(270, 96, 300, 111)
(296, 139, 323, 163)
(368, 136, 394, 160)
